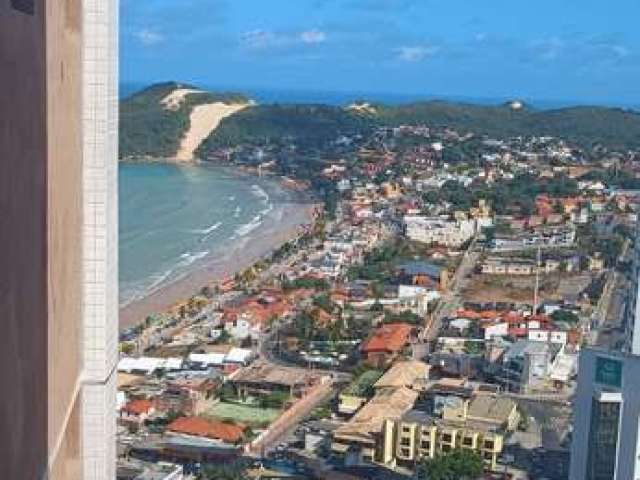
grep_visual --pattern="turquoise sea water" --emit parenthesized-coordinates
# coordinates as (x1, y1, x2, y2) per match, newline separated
(119, 163, 285, 306)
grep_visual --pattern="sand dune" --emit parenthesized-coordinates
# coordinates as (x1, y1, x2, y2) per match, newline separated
(175, 102, 248, 162)
(161, 88, 201, 111)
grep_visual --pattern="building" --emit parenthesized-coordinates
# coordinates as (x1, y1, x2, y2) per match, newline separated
(381, 409, 506, 471)
(332, 386, 419, 464)
(499, 340, 562, 393)
(361, 323, 414, 367)
(569, 349, 640, 479)
(154, 378, 219, 416)
(1, 1, 118, 478)
(167, 416, 247, 445)
(625, 216, 640, 355)
(490, 226, 576, 252)
(230, 361, 321, 399)
(404, 216, 476, 248)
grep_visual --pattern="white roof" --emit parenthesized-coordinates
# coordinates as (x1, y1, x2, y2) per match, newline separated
(189, 353, 225, 366)
(225, 348, 254, 364)
(117, 356, 183, 374)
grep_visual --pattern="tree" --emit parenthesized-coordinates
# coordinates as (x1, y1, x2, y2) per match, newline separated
(416, 449, 484, 480)
(551, 309, 580, 324)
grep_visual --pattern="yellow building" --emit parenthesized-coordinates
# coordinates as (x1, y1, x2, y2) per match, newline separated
(380, 394, 518, 472)
(382, 411, 505, 471)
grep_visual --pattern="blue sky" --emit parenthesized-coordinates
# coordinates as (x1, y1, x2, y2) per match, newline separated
(121, 0, 640, 105)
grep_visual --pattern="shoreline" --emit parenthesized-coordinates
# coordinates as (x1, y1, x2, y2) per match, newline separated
(119, 192, 317, 331)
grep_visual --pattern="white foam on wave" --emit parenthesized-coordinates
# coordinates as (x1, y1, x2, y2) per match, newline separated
(143, 250, 210, 296)
(234, 205, 242, 218)
(233, 215, 263, 238)
(192, 221, 222, 235)
(251, 184, 270, 205)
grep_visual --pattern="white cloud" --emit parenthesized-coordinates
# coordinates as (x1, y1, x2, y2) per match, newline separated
(300, 29, 327, 44)
(241, 29, 280, 49)
(396, 45, 439, 62)
(241, 28, 329, 50)
(135, 29, 164, 46)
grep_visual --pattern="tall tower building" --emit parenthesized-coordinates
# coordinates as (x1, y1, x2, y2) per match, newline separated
(0, 1, 118, 479)
(569, 348, 640, 480)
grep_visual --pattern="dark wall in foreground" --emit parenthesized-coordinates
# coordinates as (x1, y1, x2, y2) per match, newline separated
(0, 1, 48, 478)
(0, 0, 83, 478)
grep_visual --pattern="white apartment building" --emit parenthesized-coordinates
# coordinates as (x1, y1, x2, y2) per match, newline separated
(404, 216, 476, 248)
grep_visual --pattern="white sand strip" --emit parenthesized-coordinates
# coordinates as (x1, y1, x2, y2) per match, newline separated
(175, 102, 248, 162)
(161, 88, 202, 111)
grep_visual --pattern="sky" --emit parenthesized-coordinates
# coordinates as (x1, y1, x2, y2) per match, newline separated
(121, 0, 640, 106)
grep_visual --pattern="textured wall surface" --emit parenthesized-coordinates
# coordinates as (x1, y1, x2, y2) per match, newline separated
(46, 0, 84, 476)
(81, 0, 119, 478)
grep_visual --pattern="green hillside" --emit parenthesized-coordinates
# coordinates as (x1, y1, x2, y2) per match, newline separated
(198, 103, 374, 153)
(119, 82, 248, 159)
(376, 102, 640, 149)
(120, 82, 640, 159)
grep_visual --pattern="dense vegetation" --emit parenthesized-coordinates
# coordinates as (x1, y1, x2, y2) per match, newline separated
(119, 82, 248, 158)
(424, 173, 578, 215)
(198, 103, 374, 152)
(377, 102, 640, 150)
(416, 449, 484, 480)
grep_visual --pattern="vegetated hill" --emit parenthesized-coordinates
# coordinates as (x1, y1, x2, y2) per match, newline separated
(198, 103, 374, 153)
(120, 82, 640, 158)
(376, 101, 640, 149)
(119, 82, 248, 159)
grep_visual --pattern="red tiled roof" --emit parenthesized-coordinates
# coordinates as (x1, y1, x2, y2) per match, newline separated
(122, 399, 153, 416)
(361, 323, 412, 354)
(167, 416, 246, 444)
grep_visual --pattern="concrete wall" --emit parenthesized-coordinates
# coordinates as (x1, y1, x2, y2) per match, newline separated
(46, 0, 84, 477)
(0, 2, 49, 478)
(0, 0, 94, 478)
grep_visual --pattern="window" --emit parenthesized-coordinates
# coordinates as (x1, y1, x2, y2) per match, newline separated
(400, 448, 411, 457)
(400, 437, 411, 446)
(402, 425, 412, 433)
(441, 433, 452, 443)
(463, 437, 474, 446)
(484, 440, 494, 449)
(11, 0, 34, 14)
(420, 440, 430, 449)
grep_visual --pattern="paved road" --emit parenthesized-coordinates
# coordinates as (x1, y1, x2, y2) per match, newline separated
(424, 241, 479, 341)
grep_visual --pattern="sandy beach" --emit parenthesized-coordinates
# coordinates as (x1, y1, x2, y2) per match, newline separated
(119, 197, 316, 330)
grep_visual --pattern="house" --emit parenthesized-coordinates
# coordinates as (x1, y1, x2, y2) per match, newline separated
(361, 323, 414, 367)
(120, 399, 155, 427)
(229, 361, 321, 399)
(154, 377, 219, 416)
(167, 416, 247, 445)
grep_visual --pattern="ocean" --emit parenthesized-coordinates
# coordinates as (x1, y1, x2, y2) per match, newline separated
(119, 163, 288, 307)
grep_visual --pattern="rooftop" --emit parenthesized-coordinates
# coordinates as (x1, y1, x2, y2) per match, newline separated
(334, 387, 418, 444)
(373, 360, 430, 390)
(361, 323, 413, 354)
(230, 361, 318, 388)
(167, 416, 246, 444)
(467, 395, 517, 425)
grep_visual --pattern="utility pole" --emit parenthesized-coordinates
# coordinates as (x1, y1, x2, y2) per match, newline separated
(533, 246, 541, 315)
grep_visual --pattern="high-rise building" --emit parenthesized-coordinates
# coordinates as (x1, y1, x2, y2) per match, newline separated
(625, 218, 640, 355)
(0, 1, 118, 479)
(569, 348, 640, 480)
